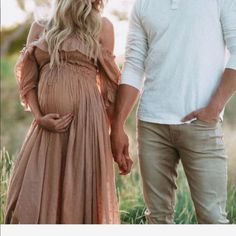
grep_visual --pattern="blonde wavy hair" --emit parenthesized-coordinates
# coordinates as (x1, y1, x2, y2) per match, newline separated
(43, 0, 105, 67)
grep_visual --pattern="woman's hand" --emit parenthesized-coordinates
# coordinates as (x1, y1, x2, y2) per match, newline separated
(36, 113, 74, 133)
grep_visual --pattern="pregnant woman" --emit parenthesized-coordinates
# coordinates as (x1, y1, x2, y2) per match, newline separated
(4, 0, 123, 224)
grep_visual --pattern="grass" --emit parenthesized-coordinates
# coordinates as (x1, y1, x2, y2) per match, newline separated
(0, 148, 14, 223)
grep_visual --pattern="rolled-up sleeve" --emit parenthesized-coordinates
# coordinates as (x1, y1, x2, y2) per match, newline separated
(120, 0, 148, 91)
(221, 0, 236, 70)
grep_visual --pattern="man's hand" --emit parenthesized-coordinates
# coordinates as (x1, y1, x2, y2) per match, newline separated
(110, 123, 133, 175)
(120, 155, 133, 176)
(36, 113, 74, 132)
(181, 105, 220, 124)
(182, 69, 236, 123)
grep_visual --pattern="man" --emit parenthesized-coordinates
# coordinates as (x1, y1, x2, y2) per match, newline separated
(111, 0, 236, 224)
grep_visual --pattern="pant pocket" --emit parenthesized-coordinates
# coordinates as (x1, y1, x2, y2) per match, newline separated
(190, 119, 220, 128)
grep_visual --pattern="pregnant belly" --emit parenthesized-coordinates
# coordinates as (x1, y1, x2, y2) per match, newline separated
(37, 65, 98, 115)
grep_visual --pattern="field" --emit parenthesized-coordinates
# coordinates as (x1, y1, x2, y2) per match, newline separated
(0, 55, 236, 224)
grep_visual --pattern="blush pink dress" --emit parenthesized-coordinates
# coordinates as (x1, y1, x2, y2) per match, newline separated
(4, 34, 120, 224)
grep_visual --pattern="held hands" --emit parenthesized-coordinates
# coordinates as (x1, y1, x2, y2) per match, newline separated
(181, 105, 220, 123)
(36, 113, 74, 133)
(110, 124, 133, 175)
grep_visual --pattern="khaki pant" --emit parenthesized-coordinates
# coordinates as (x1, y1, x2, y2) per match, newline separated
(137, 119, 229, 224)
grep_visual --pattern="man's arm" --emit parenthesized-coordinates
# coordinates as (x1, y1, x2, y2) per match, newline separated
(208, 69, 236, 113)
(111, 0, 147, 175)
(110, 85, 139, 175)
(112, 85, 140, 126)
(182, 69, 236, 123)
(182, 0, 236, 123)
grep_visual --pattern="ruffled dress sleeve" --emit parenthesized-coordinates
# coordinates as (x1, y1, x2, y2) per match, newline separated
(15, 45, 39, 111)
(97, 47, 121, 116)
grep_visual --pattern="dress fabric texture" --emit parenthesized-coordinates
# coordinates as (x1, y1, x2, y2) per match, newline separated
(4, 35, 120, 224)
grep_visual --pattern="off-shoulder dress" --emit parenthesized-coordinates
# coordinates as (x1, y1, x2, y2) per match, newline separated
(4, 32, 120, 224)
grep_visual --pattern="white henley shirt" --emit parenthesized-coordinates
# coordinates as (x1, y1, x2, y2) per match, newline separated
(121, 0, 236, 124)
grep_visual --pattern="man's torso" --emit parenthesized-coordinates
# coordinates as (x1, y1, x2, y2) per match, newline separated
(137, 0, 226, 124)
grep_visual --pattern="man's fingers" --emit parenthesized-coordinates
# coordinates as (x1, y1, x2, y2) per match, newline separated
(115, 154, 125, 170)
(114, 152, 123, 165)
(120, 157, 133, 175)
(126, 157, 133, 173)
(181, 111, 197, 122)
(119, 145, 130, 175)
(121, 156, 128, 170)
(118, 155, 128, 175)
(124, 144, 129, 157)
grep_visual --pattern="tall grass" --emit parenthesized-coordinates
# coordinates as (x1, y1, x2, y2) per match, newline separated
(0, 148, 13, 223)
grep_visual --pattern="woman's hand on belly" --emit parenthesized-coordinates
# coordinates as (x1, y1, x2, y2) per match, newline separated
(36, 113, 74, 133)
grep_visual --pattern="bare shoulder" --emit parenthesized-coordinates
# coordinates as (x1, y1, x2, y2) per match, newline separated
(101, 17, 114, 33)
(27, 21, 45, 45)
(100, 17, 115, 52)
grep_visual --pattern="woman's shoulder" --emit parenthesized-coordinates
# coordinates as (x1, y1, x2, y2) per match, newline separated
(27, 21, 46, 45)
(100, 17, 114, 52)
(101, 17, 114, 37)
